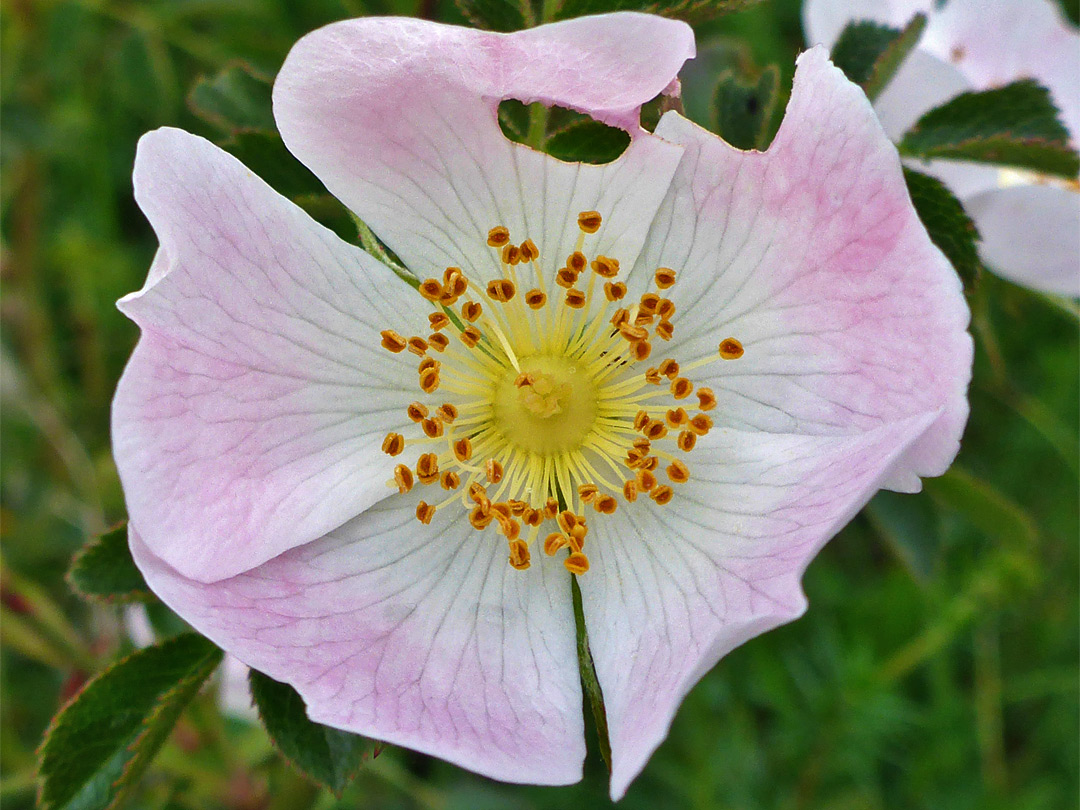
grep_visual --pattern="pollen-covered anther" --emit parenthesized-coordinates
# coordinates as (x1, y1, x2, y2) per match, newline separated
(469, 506, 494, 529)
(565, 551, 590, 575)
(524, 289, 547, 309)
(544, 533, 570, 556)
(406, 402, 428, 422)
(556, 269, 579, 289)
(644, 367, 662, 384)
(461, 301, 482, 322)
(419, 367, 440, 393)
(594, 494, 617, 514)
(382, 433, 404, 456)
(421, 418, 443, 438)
(565, 289, 587, 309)
(657, 299, 675, 320)
(380, 330, 407, 353)
(577, 210, 602, 233)
(719, 337, 745, 359)
(655, 321, 674, 341)
(611, 308, 630, 329)
(633, 410, 650, 431)
(428, 312, 450, 331)
(418, 279, 444, 301)
(619, 322, 648, 343)
(501, 244, 521, 266)
(519, 239, 539, 262)
(697, 388, 717, 410)
(622, 480, 638, 502)
(453, 437, 473, 462)
(440, 471, 460, 490)
(671, 377, 693, 399)
(655, 267, 676, 289)
(636, 469, 657, 492)
(427, 333, 449, 352)
(406, 336, 428, 356)
(604, 281, 627, 301)
(416, 501, 435, 524)
(460, 325, 482, 348)
(643, 420, 668, 440)
(416, 453, 439, 485)
(578, 483, 599, 503)
(487, 279, 516, 302)
(650, 485, 674, 505)
(567, 251, 587, 273)
(667, 460, 689, 484)
(508, 539, 531, 570)
(436, 403, 458, 422)
(689, 413, 713, 436)
(677, 430, 697, 452)
(666, 407, 689, 428)
(485, 459, 504, 483)
(591, 256, 619, 278)
(393, 464, 414, 494)
(639, 293, 660, 315)
(658, 359, 679, 379)
(632, 341, 652, 361)
(487, 226, 510, 247)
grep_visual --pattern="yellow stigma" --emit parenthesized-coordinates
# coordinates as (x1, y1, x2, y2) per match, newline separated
(378, 211, 745, 575)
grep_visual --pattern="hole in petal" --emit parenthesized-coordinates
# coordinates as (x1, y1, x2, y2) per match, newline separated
(497, 100, 630, 165)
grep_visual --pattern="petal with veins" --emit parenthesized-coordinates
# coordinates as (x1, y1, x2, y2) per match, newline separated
(115, 128, 430, 583)
(128, 497, 584, 785)
(273, 14, 691, 289)
(639, 49, 971, 492)
(580, 414, 939, 800)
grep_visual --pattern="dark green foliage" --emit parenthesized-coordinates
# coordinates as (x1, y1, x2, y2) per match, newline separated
(248, 670, 373, 795)
(187, 64, 275, 134)
(712, 65, 779, 150)
(454, 0, 529, 31)
(223, 132, 325, 199)
(554, 0, 760, 25)
(830, 14, 926, 101)
(37, 635, 222, 810)
(903, 167, 982, 291)
(66, 524, 151, 603)
(900, 80, 1080, 177)
(865, 490, 942, 582)
(546, 119, 631, 164)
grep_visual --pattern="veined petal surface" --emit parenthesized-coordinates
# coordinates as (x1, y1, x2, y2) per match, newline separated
(128, 496, 584, 785)
(115, 128, 430, 582)
(273, 14, 692, 291)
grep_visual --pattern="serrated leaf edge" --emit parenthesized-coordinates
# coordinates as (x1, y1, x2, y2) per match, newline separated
(66, 522, 154, 605)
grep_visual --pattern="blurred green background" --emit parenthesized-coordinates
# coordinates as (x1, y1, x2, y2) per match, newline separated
(2, 1, 1077, 808)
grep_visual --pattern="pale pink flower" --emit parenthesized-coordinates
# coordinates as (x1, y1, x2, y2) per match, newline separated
(805, 0, 1080, 296)
(114, 14, 971, 798)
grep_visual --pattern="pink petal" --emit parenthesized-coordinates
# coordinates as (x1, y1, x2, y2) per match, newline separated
(272, 15, 692, 290)
(965, 184, 1080, 296)
(640, 48, 971, 493)
(128, 497, 584, 785)
(580, 414, 939, 799)
(115, 128, 431, 583)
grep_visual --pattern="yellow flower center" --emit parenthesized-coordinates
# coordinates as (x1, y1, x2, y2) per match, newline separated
(378, 211, 744, 576)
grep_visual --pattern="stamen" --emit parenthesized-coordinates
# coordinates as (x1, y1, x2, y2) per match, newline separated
(564, 552, 590, 575)
(488, 226, 510, 247)
(382, 433, 405, 456)
(655, 268, 676, 288)
(380, 330, 407, 353)
(393, 465, 414, 493)
(719, 338, 745, 359)
(577, 211, 602, 233)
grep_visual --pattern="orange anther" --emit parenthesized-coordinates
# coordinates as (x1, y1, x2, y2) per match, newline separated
(591, 256, 619, 278)
(666, 460, 689, 484)
(696, 388, 717, 411)
(382, 433, 404, 456)
(487, 226, 510, 247)
(689, 414, 713, 436)
(654, 267, 676, 289)
(594, 494, 617, 514)
(604, 281, 627, 301)
(440, 470, 460, 490)
(407, 336, 429, 356)
(460, 325, 482, 348)
(428, 332, 449, 352)
(508, 539, 531, 570)
(380, 330, 407, 353)
(461, 301, 483, 322)
(486, 458, 504, 483)
(577, 211, 602, 233)
(677, 430, 697, 452)
(655, 321, 674, 341)
(406, 402, 428, 422)
(639, 292, 660, 315)
(418, 279, 443, 301)
(564, 551, 590, 575)
(622, 480, 638, 502)
(416, 501, 436, 524)
(632, 340, 652, 361)
(578, 483, 599, 503)
(428, 312, 450, 331)
(658, 359, 680, 379)
(650, 485, 674, 505)
(453, 437, 473, 462)
(544, 533, 570, 556)
(421, 418, 443, 438)
(567, 251, 587, 272)
(670, 377, 693, 399)
(436, 403, 458, 422)
(719, 337, 744, 359)
(393, 464, 414, 494)
(524, 289, 547, 309)
(565, 289, 587, 309)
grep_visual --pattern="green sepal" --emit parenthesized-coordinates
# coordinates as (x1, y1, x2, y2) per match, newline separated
(572, 575, 611, 772)
(67, 523, 152, 604)
(899, 80, 1080, 178)
(830, 14, 926, 101)
(187, 63, 275, 134)
(712, 65, 780, 151)
(553, 0, 760, 25)
(903, 167, 982, 292)
(38, 634, 223, 810)
(248, 670, 375, 796)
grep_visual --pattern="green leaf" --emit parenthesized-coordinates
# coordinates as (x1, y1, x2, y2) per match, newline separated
(830, 14, 926, 101)
(554, 0, 760, 25)
(712, 65, 779, 151)
(67, 524, 152, 604)
(38, 634, 223, 810)
(248, 670, 373, 795)
(899, 80, 1080, 177)
(454, 0, 528, 31)
(188, 63, 274, 134)
(903, 167, 982, 292)
(545, 119, 631, 164)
